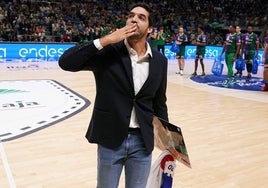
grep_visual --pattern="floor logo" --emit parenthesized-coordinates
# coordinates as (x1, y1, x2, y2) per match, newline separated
(190, 74, 264, 91)
(0, 80, 90, 141)
(0, 89, 28, 94)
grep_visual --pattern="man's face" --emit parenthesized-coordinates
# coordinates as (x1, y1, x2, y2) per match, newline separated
(248, 26, 253, 33)
(229, 26, 235, 33)
(236, 26, 241, 33)
(126, 7, 151, 40)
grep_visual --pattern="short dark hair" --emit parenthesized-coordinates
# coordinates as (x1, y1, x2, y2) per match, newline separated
(129, 2, 154, 27)
(198, 26, 204, 31)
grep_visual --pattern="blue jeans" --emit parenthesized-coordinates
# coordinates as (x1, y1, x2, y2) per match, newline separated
(97, 132, 152, 188)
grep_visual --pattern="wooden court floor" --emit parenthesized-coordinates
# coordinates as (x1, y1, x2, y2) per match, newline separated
(0, 59, 268, 188)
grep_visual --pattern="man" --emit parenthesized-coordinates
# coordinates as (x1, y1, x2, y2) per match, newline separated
(175, 26, 188, 75)
(58, 3, 169, 188)
(220, 25, 241, 87)
(192, 26, 206, 76)
(156, 26, 167, 55)
(242, 26, 259, 81)
(262, 31, 268, 91)
(148, 27, 158, 50)
(234, 25, 244, 77)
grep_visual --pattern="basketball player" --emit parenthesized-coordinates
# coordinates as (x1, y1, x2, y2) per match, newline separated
(234, 25, 244, 77)
(241, 26, 259, 81)
(262, 31, 268, 91)
(192, 26, 207, 76)
(175, 26, 188, 75)
(220, 25, 241, 87)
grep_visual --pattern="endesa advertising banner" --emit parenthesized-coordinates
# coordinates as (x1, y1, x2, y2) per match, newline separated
(0, 42, 76, 62)
(0, 43, 264, 65)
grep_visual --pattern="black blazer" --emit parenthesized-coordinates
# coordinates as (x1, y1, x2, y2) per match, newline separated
(58, 40, 168, 153)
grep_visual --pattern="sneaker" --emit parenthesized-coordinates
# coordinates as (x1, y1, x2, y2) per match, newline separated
(222, 79, 229, 87)
(201, 72, 206, 76)
(180, 70, 183, 75)
(191, 72, 197, 76)
(229, 77, 236, 85)
(176, 71, 180, 74)
(261, 85, 268, 91)
(234, 71, 242, 77)
(246, 73, 251, 81)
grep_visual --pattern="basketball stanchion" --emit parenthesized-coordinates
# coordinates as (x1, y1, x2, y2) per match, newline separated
(0, 139, 16, 188)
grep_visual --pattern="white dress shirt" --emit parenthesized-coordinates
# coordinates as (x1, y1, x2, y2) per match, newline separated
(124, 39, 152, 128)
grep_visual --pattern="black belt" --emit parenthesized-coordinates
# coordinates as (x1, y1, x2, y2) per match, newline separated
(128, 128, 141, 134)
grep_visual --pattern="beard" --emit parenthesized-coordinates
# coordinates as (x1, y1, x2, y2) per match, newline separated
(128, 33, 141, 40)
(128, 30, 147, 41)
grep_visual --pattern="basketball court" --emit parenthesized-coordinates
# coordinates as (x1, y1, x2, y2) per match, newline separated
(0, 58, 267, 187)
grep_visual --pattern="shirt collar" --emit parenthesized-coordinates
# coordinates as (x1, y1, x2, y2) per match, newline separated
(124, 39, 152, 59)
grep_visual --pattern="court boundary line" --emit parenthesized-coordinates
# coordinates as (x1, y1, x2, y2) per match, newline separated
(0, 140, 16, 188)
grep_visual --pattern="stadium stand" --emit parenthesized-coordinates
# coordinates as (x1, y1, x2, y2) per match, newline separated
(0, 0, 267, 46)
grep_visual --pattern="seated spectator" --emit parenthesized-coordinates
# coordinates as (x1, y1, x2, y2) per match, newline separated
(0, 0, 265, 45)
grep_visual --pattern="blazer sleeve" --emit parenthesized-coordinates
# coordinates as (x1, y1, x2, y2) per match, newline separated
(153, 54, 169, 122)
(58, 41, 101, 72)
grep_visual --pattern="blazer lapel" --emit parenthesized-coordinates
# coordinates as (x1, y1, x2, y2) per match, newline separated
(136, 56, 156, 95)
(116, 41, 135, 91)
